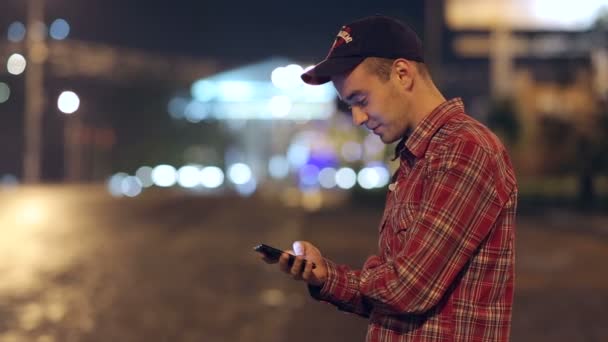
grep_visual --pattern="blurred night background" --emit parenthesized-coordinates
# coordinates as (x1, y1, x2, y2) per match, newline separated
(0, 0, 607, 341)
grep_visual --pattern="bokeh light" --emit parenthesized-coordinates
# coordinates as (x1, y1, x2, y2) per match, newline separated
(135, 166, 154, 188)
(49, 19, 70, 40)
(299, 164, 320, 187)
(228, 163, 253, 185)
(318, 167, 337, 189)
(121, 176, 143, 197)
(108, 173, 129, 197)
(184, 101, 209, 123)
(0, 83, 10, 104)
(200, 166, 224, 188)
(57, 91, 80, 114)
(177, 165, 201, 188)
(152, 165, 177, 187)
(357, 168, 381, 189)
(371, 164, 391, 188)
(167, 97, 189, 119)
(7, 21, 26, 42)
(335, 167, 357, 190)
(7, 54, 27, 75)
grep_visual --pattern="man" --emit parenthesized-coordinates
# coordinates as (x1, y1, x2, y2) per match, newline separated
(258, 15, 517, 341)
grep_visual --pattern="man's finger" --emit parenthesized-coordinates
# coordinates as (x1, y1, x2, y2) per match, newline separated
(278, 252, 290, 273)
(301, 256, 314, 282)
(291, 256, 305, 280)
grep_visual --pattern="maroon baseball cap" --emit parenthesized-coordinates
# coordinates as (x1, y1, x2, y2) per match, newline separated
(301, 15, 424, 85)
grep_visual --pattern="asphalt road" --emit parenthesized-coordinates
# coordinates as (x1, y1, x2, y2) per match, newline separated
(0, 185, 607, 341)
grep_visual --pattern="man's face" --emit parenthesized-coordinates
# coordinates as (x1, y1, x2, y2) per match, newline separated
(332, 61, 412, 144)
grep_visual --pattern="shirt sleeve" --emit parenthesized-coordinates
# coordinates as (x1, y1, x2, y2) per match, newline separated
(307, 255, 382, 318)
(358, 140, 508, 314)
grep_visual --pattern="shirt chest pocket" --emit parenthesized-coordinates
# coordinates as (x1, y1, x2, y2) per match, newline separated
(377, 201, 418, 260)
(388, 170, 424, 231)
(389, 202, 418, 233)
(378, 165, 426, 257)
(385, 181, 423, 258)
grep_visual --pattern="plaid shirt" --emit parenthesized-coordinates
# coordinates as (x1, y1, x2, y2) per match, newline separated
(310, 98, 517, 341)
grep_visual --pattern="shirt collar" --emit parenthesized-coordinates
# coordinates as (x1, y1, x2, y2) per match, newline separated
(394, 98, 465, 160)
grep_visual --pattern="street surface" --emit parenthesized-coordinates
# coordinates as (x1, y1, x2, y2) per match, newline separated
(0, 185, 607, 341)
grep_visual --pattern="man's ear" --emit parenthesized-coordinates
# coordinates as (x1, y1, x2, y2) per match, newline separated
(392, 59, 414, 90)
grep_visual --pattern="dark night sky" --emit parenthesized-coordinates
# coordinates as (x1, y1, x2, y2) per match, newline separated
(3, 0, 425, 63)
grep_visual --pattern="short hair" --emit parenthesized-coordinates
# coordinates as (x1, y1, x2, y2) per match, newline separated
(364, 57, 431, 82)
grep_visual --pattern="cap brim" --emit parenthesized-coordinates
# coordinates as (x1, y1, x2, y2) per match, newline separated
(301, 56, 366, 85)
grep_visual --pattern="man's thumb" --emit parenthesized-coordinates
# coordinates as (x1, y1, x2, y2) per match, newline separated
(293, 241, 305, 256)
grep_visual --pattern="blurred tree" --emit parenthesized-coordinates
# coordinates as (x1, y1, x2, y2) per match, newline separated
(487, 97, 521, 146)
(538, 116, 576, 174)
(538, 102, 608, 205)
(581, 102, 608, 203)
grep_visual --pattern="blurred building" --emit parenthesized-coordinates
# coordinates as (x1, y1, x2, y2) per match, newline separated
(173, 57, 336, 183)
(158, 57, 392, 202)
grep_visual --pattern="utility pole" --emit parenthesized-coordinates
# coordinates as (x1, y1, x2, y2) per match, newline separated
(23, 0, 47, 183)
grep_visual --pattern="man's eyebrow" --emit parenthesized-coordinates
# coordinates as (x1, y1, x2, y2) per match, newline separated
(345, 90, 364, 103)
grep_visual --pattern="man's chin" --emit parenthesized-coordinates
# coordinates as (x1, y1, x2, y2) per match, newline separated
(379, 134, 399, 144)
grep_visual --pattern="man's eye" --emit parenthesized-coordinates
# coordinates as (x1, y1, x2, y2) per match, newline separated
(337, 100, 352, 113)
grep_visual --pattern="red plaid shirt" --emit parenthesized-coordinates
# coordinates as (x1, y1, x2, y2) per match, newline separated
(310, 98, 517, 341)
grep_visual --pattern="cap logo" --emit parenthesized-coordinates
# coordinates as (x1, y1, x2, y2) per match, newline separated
(328, 26, 353, 55)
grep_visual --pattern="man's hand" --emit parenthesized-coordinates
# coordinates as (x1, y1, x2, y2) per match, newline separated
(259, 241, 328, 287)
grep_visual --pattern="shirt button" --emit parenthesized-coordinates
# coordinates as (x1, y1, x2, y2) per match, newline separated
(388, 182, 397, 191)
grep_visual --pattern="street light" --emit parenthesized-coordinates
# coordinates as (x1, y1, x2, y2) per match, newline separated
(57, 90, 80, 114)
(58, 90, 82, 182)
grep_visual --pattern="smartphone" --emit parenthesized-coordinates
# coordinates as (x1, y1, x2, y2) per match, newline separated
(254, 243, 317, 270)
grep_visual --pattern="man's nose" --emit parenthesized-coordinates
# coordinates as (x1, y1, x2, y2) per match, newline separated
(351, 107, 368, 126)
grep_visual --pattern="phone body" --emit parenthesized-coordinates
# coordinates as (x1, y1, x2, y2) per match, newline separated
(254, 243, 317, 269)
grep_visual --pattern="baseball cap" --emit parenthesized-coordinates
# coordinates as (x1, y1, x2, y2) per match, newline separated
(301, 15, 424, 85)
